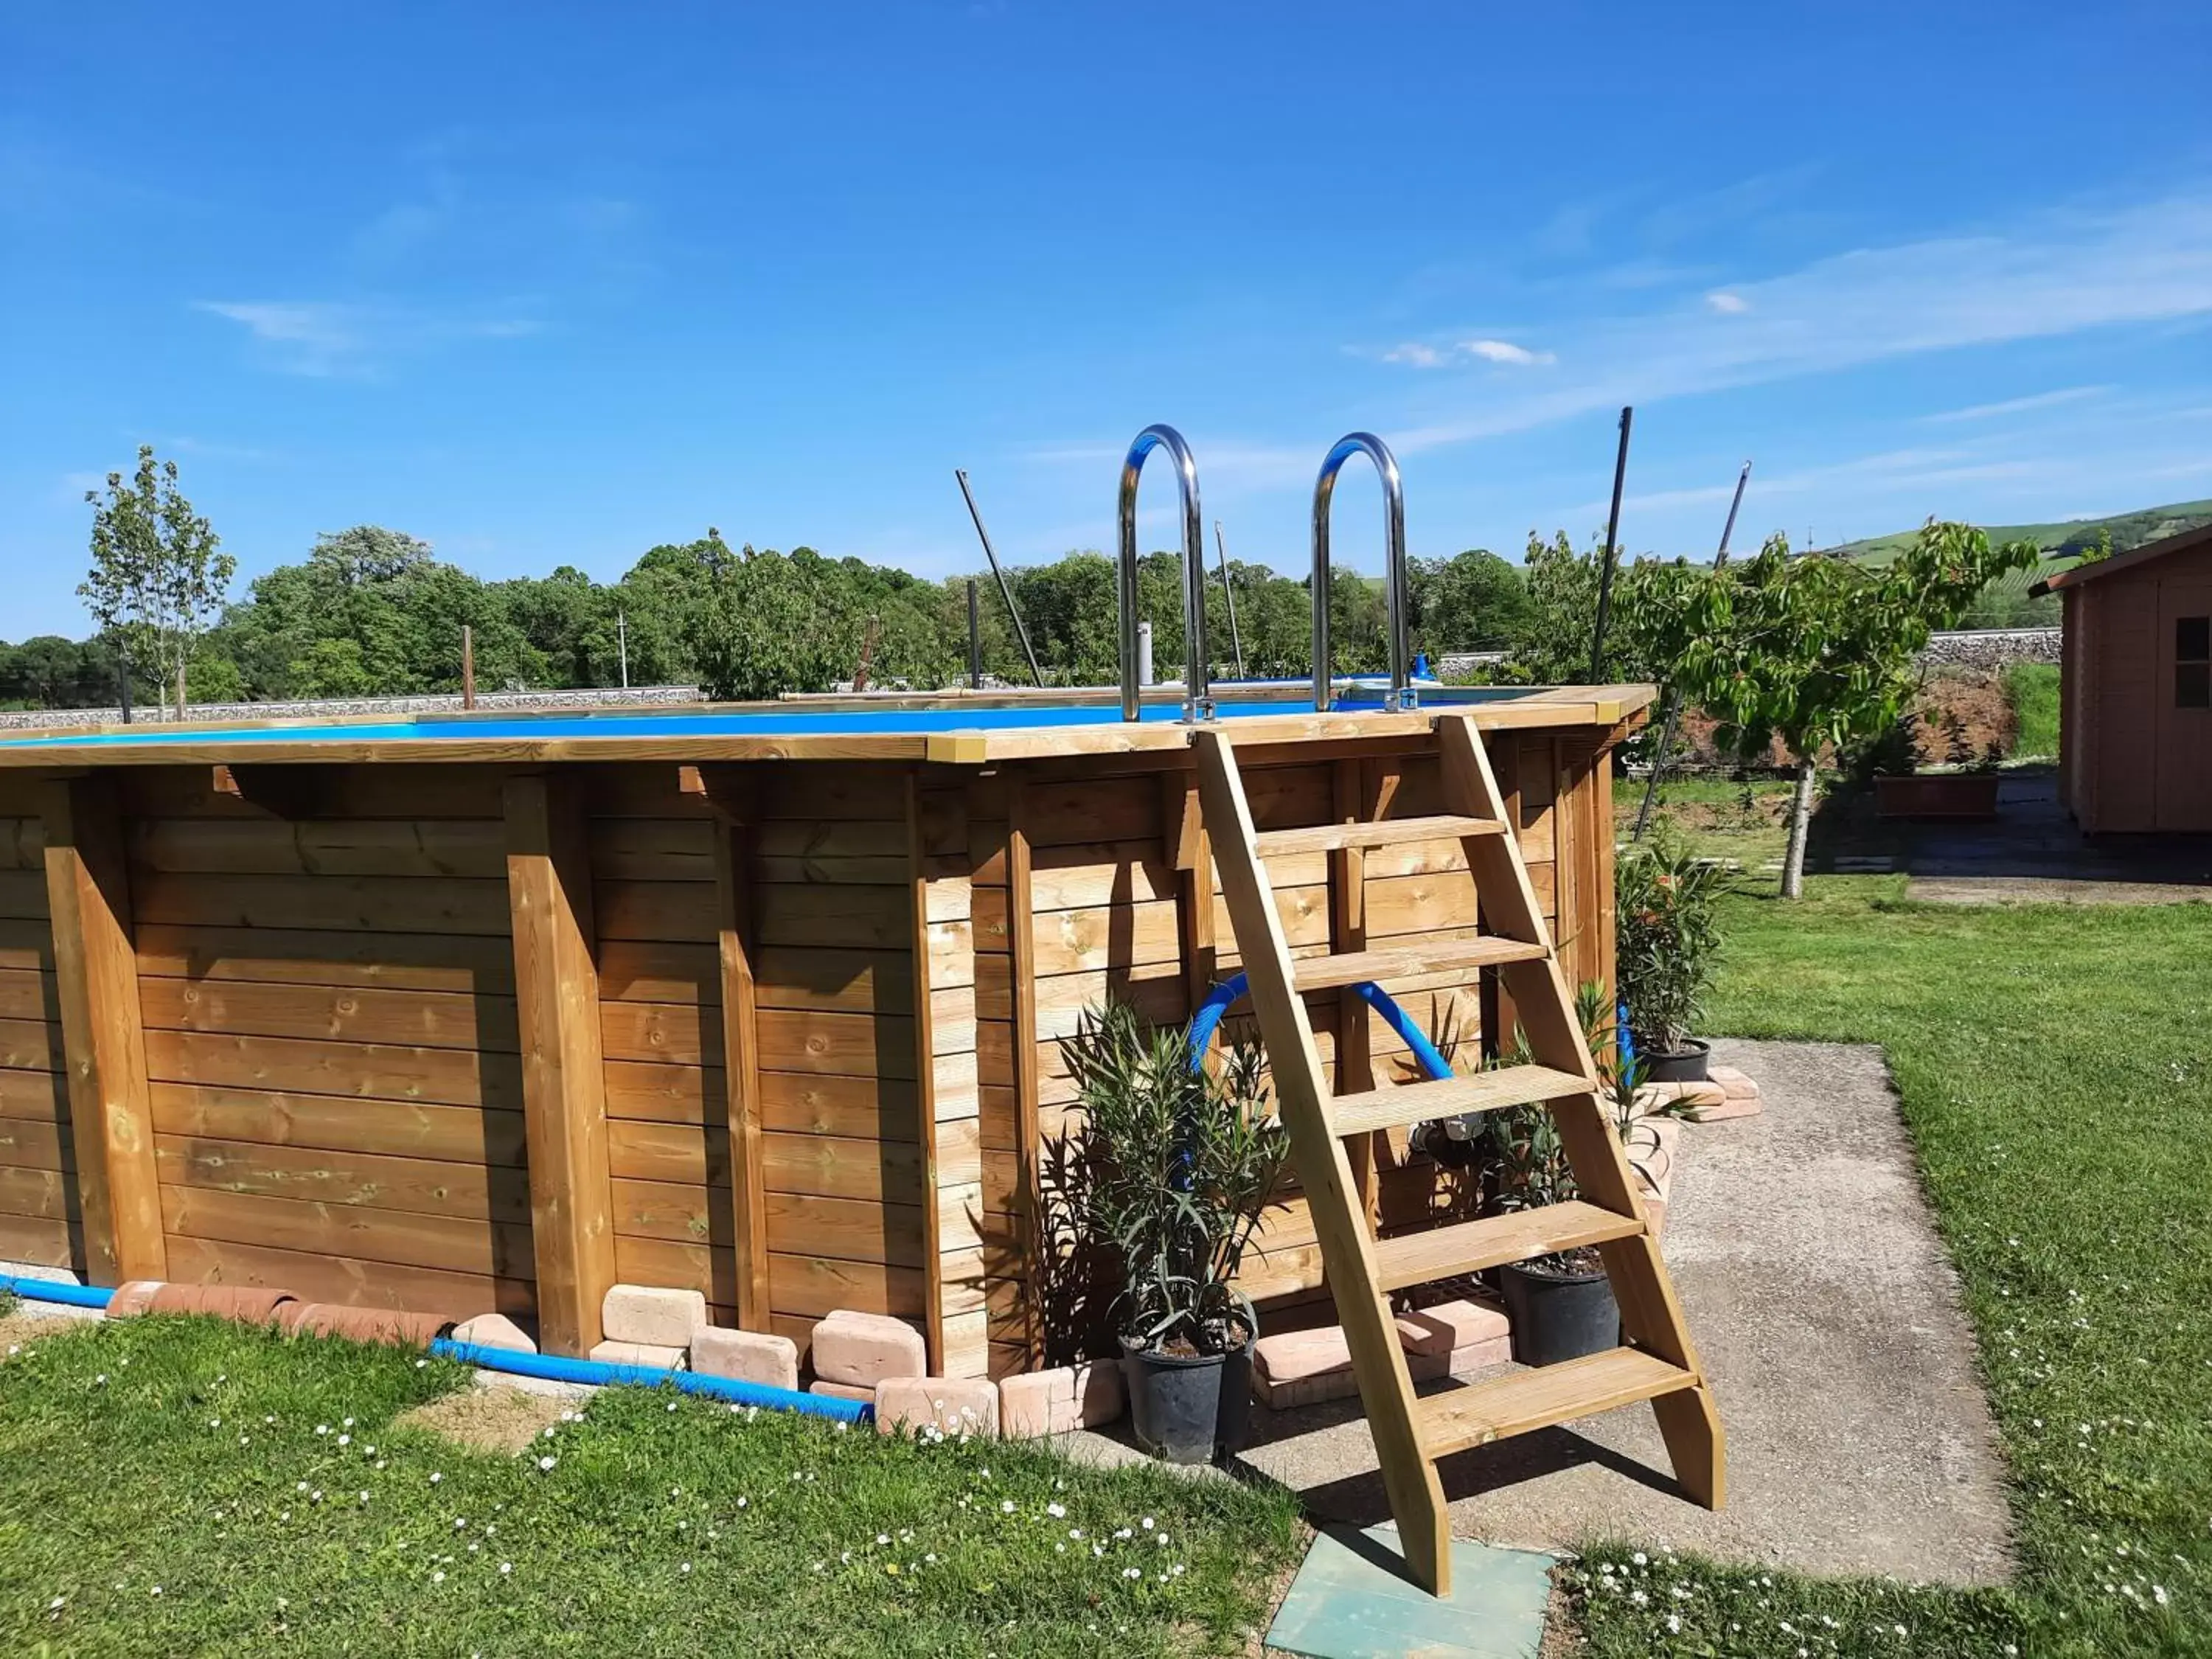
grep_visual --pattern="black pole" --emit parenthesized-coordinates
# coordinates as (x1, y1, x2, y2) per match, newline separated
(967, 578, 982, 690)
(1214, 520, 1246, 680)
(953, 469, 1044, 686)
(1633, 459, 1753, 841)
(1587, 406, 1633, 684)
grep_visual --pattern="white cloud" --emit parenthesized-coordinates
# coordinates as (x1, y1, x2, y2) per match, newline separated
(1375, 337, 1555, 369)
(1919, 385, 2109, 423)
(1704, 291, 1749, 314)
(1461, 338, 1556, 366)
(193, 299, 541, 376)
(1392, 191, 2212, 453)
(1382, 342, 1448, 368)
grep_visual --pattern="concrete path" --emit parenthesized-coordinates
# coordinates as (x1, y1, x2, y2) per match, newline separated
(1213, 1039, 2016, 1587)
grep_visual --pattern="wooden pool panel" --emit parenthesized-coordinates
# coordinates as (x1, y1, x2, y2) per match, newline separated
(0, 699, 1638, 1377)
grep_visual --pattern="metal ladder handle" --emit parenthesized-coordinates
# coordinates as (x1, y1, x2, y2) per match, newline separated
(1312, 432, 1413, 713)
(1117, 423, 1213, 723)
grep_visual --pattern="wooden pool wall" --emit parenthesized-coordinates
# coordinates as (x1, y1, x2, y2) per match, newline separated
(0, 705, 1635, 1380)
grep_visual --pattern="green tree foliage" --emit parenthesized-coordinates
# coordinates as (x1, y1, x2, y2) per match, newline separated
(1408, 549, 1533, 655)
(80, 446, 235, 714)
(1621, 521, 2039, 895)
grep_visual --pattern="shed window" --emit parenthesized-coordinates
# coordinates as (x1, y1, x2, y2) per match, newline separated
(2180, 616, 2211, 709)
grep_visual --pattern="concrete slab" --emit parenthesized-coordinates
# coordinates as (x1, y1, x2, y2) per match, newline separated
(1265, 1526, 1553, 1659)
(1228, 1040, 2016, 1587)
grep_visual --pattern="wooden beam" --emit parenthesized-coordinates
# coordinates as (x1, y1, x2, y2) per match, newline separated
(905, 769, 947, 1371)
(503, 773, 615, 1357)
(1162, 773, 1217, 1015)
(1005, 773, 1043, 1366)
(40, 775, 164, 1284)
(711, 814, 771, 1330)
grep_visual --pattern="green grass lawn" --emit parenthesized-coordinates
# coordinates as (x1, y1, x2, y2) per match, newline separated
(2006, 663, 2061, 758)
(1570, 880, 2212, 1657)
(0, 1315, 1298, 1657)
(1619, 775, 1798, 873)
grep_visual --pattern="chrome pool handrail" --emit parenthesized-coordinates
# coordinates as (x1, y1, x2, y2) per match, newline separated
(1117, 423, 1213, 722)
(1312, 431, 1412, 712)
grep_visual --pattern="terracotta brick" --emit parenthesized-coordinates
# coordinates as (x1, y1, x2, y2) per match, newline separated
(149, 1284, 299, 1325)
(279, 1304, 451, 1349)
(591, 1339, 688, 1370)
(807, 1379, 874, 1403)
(602, 1284, 709, 1348)
(692, 1327, 799, 1391)
(875, 1376, 998, 1437)
(1253, 1326, 1352, 1385)
(450, 1312, 537, 1354)
(998, 1361, 1125, 1436)
(811, 1310, 926, 1388)
(1394, 1298, 1509, 1357)
(1445, 1334, 1513, 1374)
(105, 1281, 166, 1318)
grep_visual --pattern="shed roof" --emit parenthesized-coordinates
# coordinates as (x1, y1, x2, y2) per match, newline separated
(2029, 520, 2212, 596)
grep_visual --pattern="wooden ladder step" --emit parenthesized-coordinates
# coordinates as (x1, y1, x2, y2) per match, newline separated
(1254, 815, 1506, 858)
(1293, 937, 1548, 993)
(1329, 1064, 1593, 1139)
(1369, 1200, 1644, 1293)
(1419, 1346, 1698, 1458)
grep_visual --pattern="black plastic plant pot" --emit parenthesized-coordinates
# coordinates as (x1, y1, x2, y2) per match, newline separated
(1498, 1259, 1620, 1366)
(1637, 1037, 1711, 1084)
(1121, 1334, 1254, 1466)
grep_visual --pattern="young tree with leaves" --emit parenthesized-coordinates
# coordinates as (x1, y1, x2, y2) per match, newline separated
(1623, 521, 2037, 897)
(81, 446, 235, 716)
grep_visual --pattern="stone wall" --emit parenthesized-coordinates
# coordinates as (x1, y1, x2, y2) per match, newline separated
(0, 684, 703, 732)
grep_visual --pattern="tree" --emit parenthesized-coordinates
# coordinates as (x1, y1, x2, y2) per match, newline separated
(1622, 521, 2039, 897)
(80, 446, 235, 716)
(1408, 549, 1531, 655)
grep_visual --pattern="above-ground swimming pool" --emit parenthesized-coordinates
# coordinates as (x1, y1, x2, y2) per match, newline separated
(0, 681, 1651, 1382)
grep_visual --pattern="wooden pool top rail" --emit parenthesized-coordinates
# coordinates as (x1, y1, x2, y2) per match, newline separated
(0, 685, 1656, 770)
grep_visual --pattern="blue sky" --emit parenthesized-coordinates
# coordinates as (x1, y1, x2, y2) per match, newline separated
(4, 1, 2210, 641)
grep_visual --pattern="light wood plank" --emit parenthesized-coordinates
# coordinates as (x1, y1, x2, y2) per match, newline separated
(42, 775, 162, 1284)
(1419, 1348, 1697, 1458)
(1370, 1200, 1644, 1293)
(712, 812, 771, 1330)
(150, 1082, 527, 1166)
(504, 773, 616, 1357)
(136, 976, 518, 1053)
(134, 922, 518, 995)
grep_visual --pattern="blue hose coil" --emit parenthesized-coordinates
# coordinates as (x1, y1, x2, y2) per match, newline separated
(1185, 972, 1454, 1082)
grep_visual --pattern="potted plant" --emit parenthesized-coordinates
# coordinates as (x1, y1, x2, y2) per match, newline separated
(1481, 987, 1675, 1366)
(1615, 837, 1725, 1082)
(1059, 998, 1290, 1465)
(1873, 710, 2003, 819)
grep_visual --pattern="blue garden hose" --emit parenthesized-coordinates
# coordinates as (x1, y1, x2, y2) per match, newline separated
(0, 1273, 869, 1425)
(1186, 972, 1454, 1082)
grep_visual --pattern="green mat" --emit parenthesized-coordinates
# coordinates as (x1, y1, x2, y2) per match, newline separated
(1265, 1525, 1555, 1659)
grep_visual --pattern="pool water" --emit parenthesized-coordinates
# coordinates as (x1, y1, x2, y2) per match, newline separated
(0, 688, 1536, 749)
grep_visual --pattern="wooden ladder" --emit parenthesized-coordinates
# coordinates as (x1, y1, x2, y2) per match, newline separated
(1192, 713, 1725, 1598)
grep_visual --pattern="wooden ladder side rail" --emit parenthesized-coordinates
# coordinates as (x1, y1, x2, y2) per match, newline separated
(1192, 727, 1455, 1599)
(1436, 713, 1727, 1509)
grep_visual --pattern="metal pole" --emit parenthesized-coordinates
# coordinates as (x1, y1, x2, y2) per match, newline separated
(1214, 520, 1246, 681)
(954, 469, 1044, 686)
(618, 610, 630, 689)
(1588, 406, 1632, 684)
(1136, 620, 1154, 688)
(1633, 459, 1753, 841)
(967, 578, 982, 689)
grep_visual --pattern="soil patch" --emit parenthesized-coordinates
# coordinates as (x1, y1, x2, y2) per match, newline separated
(396, 1381, 571, 1455)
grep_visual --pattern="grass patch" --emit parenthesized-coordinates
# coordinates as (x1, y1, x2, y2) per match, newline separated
(1618, 775, 1796, 874)
(0, 1317, 1299, 1656)
(1569, 883, 2212, 1657)
(2006, 663, 2061, 758)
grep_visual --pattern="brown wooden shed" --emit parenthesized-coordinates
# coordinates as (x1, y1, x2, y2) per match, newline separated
(2034, 524, 2212, 832)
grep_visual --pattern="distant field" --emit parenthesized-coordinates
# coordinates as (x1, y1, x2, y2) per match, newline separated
(1827, 495, 2212, 565)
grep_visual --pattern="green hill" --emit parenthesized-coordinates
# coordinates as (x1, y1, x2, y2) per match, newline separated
(1824, 498, 2212, 628)
(1828, 497, 2212, 566)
